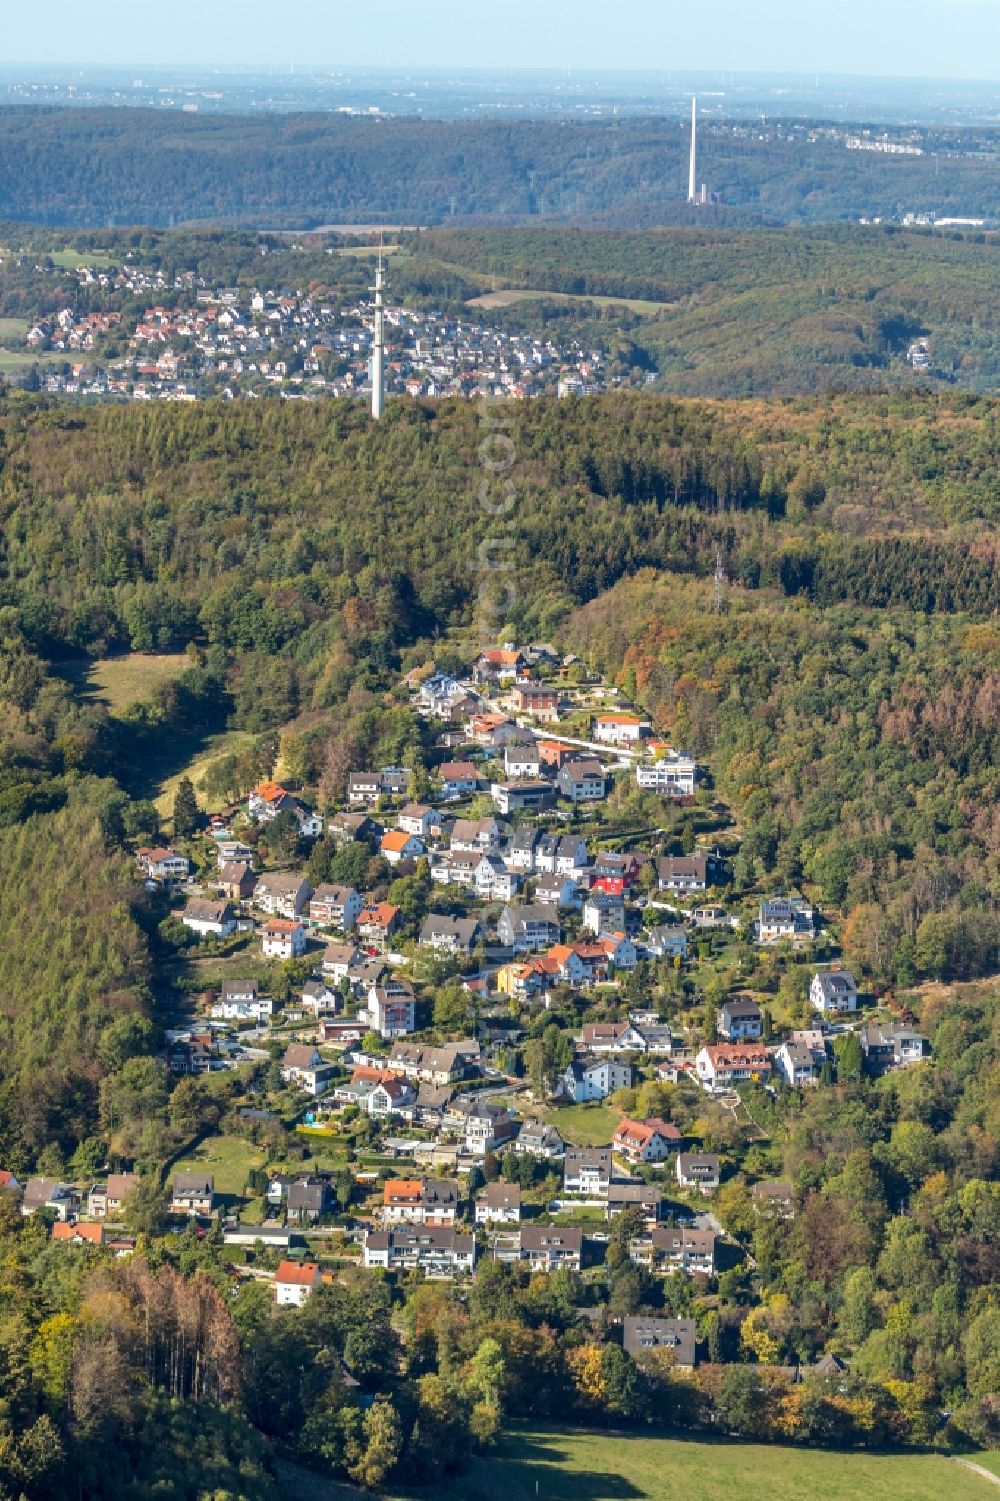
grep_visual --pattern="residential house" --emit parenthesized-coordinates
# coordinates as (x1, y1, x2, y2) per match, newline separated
(450, 817, 503, 854)
(348, 771, 381, 807)
(418, 914, 483, 954)
(582, 1021, 647, 1055)
(752, 1180, 796, 1219)
(475, 1183, 522, 1224)
(216, 839, 254, 869)
(606, 1183, 663, 1228)
(590, 852, 642, 895)
(504, 743, 542, 779)
(380, 830, 425, 865)
(363, 1226, 476, 1276)
(810, 970, 859, 1013)
(446, 1097, 518, 1155)
(438, 761, 479, 799)
(262, 919, 308, 959)
(281, 1044, 335, 1097)
(559, 1057, 633, 1103)
(613, 1117, 682, 1164)
(514, 1120, 565, 1159)
(657, 852, 715, 894)
(51, 1221, 105, 1247)
(322, 940, 361, 982)
(170, 1172, 215, 1216)
(675, 1153, 720, 1195)
(430, 850, 481, 888)
(511, 683, 560, 720)
(557, 758, 606, 803)
(860, 1022, 929, 1076)
(716, 997, 763, 1042)
(308, 884, 363, 930)
(632, 1226, 716, 1276)
(254, 872, 313, 919)
(137, 846, 190, 887)
(498, 904, 561, 954)
(182, 899, 237, 938)
(592, 713, 650, 745)
(21, 1179, 80, 1220)
(366, 1075, 418, 1118)
(248, 783, 322, 838)
(535, 833, 589, 876)
(695, 1043, 772, 1093)
(300, 978, 339, 1017)
(380, 766, 411, 797)
(275, 1259, 322, 1306)
(490, 780, 553, 815)
(219, 861, 256, 902)
(367, 979, 416, 1038)
(357, 903, 402, 949)
(643, 925, 689, 960)
(382, 1179, 460, 1227)
(397, 803, 440, 839)
(757, 896, 816, 943)
(774, 1037, 825, 1088)
(515, 1226, 584, 1272)
(388, 1039, 480, 1086)
(564, 1147, 613, 1196)
(88, 1173, 139, 1219)
(474, 854, 521, 902)
(635, 751, 697, 797)
(506, 825, 541, 872)
(473, 647, 526, 684)
(582, 892, 626, 935)
(533, 872, 581, 908)
(212, 979, 272, 1023)
(623, 1316, 698, 1369)
(287, 1176, 336, 1223)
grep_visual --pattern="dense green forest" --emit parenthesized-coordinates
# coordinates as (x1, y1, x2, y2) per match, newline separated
(0, 108, 997, 228)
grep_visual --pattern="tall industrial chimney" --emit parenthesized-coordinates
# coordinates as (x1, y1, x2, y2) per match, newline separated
(688, 95, 698, 204)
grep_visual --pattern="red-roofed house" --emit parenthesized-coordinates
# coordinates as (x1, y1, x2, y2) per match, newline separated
(275, 1259, 322, 1306)
(613, 1117, 683, 1164)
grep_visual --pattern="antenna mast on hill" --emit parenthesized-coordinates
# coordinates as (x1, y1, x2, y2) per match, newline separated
(688, 95, 698, 204)
(371, 232, 387, 420)
(714, 546, 726, 613)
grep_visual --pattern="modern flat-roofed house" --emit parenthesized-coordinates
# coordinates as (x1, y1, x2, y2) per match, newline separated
(635, 752, 697, 797)
(170, 1172, 215, 1217)
(367, 980, 416, 1038)
(275, 1259, 322, 1306)
(810, 970, 859, 1012)
(675, 1153, 720, 1195)
(623, 1316, 698, 1369)
(490, 781, 554, 816)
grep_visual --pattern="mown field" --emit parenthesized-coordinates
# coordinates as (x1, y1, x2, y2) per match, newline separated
(277, 1427, 1000, 1501)
(547, 1104, 622, 1146)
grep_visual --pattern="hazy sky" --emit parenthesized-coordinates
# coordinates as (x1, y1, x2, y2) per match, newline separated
(3, 0, 999, 80)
